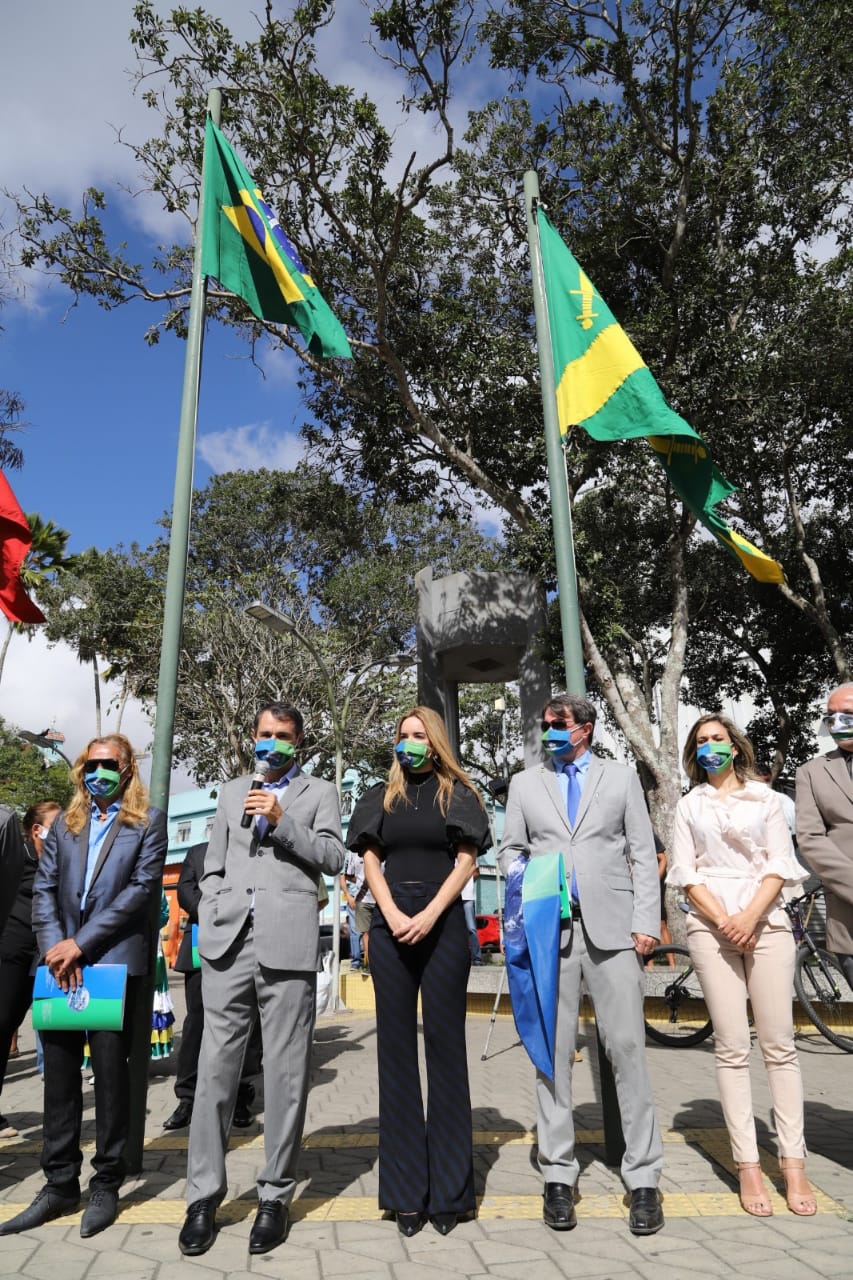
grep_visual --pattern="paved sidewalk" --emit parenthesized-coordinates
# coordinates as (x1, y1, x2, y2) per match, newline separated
(0, 973, 851, 1278)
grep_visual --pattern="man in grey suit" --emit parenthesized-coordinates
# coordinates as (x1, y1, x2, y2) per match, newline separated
(498, 693, 664, 1236)
(796, 683, 853, 989)
(179, 702, 345, 1257)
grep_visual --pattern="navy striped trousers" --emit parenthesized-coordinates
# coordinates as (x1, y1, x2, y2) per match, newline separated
(369, 881, 475, 1216)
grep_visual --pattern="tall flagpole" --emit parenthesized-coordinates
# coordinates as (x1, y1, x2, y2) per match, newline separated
(524, 170, 585, 695)
(125, 88, 222, 1172)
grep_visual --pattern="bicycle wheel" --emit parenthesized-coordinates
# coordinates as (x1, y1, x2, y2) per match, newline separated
(794, 946, 853, 1052)
(644, 945, 714, 1047)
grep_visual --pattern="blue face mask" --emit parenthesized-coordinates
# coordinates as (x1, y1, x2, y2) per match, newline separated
(254, 738, 296, 768)
(395, 740, 430, 769)
(696, 742, 734, 774)
(84, 767, 122, 799)
(541, 728, 580, 758)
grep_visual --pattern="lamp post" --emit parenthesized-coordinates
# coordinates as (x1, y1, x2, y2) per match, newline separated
(245, 600, 413, 1010)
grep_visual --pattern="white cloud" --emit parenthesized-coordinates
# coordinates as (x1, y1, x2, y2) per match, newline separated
(197, 420, 307, 473)
(0, 629, 195, 794)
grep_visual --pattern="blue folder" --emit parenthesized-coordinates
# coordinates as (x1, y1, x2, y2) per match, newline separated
(32, 964, 127, 1031)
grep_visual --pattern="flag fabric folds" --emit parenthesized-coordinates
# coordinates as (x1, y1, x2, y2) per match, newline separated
(503, 851, 564, 1079)
(0, 472, 45, 625)
(537, 208, 783, 584)
(201, 117, 352, 360)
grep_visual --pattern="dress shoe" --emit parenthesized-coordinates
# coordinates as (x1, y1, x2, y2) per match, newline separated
(628, 1187, 664, 1236)
(80, 1187, 118, 1238)
(0, 1184, 80, 1234)
(178, 1198, 218, 1256)
(249, 1200, 288, 1254)
(543, 1182, 577, 1230)
(430, 1212, 458, 1235)
(396, 1210, 426, 1237)
(0, 1114, 18, 1138)
(232, 1101, 253, 1129)
(163, 1101, 193, 1131)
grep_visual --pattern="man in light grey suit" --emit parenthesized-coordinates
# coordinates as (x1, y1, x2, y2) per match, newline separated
(179, 702, 345, 1257)
(796, 683, 853, 989)
(498, 693, 664, 1236)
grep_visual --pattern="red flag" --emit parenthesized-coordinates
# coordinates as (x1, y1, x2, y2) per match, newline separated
(0, 472, 46, 625)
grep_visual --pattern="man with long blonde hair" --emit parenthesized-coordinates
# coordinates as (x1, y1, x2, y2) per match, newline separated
(0, 733, 166, 1240)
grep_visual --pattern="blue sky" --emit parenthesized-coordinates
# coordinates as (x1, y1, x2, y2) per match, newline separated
(0, 0, 503, 772)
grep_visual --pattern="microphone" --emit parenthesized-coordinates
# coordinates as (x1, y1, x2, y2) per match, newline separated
(240, 757, 272, 829)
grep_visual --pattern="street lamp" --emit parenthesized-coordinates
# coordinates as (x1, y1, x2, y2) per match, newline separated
(245, 600, 414, 1010)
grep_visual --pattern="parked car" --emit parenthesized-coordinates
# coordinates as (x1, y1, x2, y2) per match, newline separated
(476, 913, 501, 953)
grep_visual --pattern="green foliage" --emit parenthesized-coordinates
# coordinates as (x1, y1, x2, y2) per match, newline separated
(0, 717, 73, 812)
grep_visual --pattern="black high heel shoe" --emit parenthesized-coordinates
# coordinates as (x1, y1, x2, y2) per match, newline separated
(430, 1212, 457, 1235)
(396, 1211, 425, 1237)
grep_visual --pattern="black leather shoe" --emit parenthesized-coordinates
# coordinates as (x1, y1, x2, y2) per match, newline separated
(0, 1185, 80, 1234)
(80, 1187, 118, 1238)
(232, 1101, 253, 1129)
(178, 1198, 218, 1255)
(543, 1182, 577, 1231)
(430, 1212, 458, 1235)
(249, 1200, 288, 1254)
(628, 1187, 664, 1236)
(396, 1211, 426, 1237)
(163, 1101, 193, 1131)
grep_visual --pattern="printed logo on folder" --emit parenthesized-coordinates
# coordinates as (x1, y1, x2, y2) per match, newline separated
(32, 964, 127, 1031)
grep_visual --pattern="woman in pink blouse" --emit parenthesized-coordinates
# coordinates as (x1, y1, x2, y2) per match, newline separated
(669, 714, 816, 1218)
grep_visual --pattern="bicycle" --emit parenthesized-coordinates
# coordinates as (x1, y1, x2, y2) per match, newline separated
(786, 885, 853, 1053)
(643, 944, 713, 1047)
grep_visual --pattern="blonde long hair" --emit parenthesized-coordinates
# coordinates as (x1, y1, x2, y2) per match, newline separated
(384, 706, 484, 816)
(64, 734, 151, 835)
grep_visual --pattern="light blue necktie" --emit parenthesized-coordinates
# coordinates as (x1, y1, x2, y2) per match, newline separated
(565, 762, 581, 904)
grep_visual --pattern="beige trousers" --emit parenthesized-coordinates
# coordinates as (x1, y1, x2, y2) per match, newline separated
(686, 915, 806, 1163)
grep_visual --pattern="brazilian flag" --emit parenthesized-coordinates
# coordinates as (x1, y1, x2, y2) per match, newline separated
(538, 208, 783, 584)
(201, 117, 352, 360)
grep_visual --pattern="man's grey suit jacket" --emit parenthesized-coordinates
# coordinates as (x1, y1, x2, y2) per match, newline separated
(198, 769, 345, 971)
(498, 755, 660, 950)
(796, 748, 853, 953)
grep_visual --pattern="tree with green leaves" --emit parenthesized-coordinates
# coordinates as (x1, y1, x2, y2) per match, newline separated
(0, 716, 73, 811)
(10, 2, 852, 838)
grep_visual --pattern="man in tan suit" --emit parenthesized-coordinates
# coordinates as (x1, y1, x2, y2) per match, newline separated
(796, 683, 853, 989)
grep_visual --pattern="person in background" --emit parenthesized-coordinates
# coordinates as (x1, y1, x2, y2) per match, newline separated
(460, 865, 484, 965)
(796, 683, 853, 990)
(0, 802, 61, 1137)
(347, 706, 490, 1238)
(341, 864, 363, 971)
(754, 763, 797, 842)
(0, 735, 167, 1239)
(669, 714, 815, 1217)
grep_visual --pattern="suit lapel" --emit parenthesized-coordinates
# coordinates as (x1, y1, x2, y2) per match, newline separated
(825, 751, 853, 799)
(539, 763, 571, 834)
(280, 771, 309, 812)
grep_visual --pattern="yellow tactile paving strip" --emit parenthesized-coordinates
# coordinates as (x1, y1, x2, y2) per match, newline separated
(0, 1128, 844, 1222)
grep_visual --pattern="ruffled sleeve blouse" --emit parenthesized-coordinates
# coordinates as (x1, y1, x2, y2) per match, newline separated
(669, 780, 805, 924)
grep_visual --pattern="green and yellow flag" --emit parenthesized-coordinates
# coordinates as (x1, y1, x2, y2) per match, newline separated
(201, 118, 352, 360)
(538, 208, 783, 584)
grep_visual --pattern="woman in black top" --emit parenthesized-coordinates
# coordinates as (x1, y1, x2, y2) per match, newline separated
(347, 706, 490, 1238)
(0, 801, 61, 1136)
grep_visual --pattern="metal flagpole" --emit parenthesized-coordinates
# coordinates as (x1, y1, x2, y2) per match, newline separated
(125, 88, 222, 1173)
(524, 171, 625, 1168)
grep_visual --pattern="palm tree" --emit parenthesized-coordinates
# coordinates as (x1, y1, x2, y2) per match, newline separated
(0, 513, 76, 687)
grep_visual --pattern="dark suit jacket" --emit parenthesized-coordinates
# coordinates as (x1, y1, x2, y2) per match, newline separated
(174, 841, 206, 973)
(0, 805, 25, 936)
(33, 806, 168, 976)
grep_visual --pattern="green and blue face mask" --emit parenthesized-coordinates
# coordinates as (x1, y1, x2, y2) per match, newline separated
(254, 738, 296, 768)
(83, 760, 123, 799)
(541, 727, 582, 758)
(395, 739, 430, 769)
(696, 742, 734, 774)
(827, 712, 853, 743)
